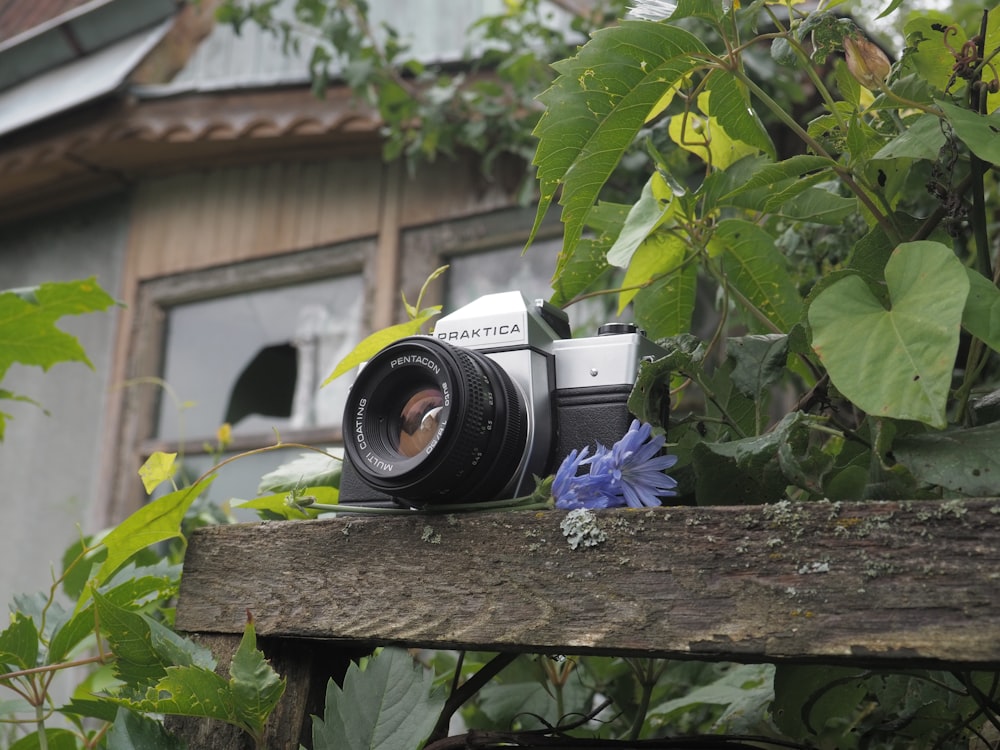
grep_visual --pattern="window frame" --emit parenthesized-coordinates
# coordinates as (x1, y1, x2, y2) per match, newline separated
(109, 238, 374, 519)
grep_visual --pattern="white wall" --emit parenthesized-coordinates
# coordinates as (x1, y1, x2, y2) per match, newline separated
(0, 196, 128, 614)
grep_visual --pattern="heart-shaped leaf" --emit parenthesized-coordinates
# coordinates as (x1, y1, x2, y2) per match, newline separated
(808, 241, 968, 427)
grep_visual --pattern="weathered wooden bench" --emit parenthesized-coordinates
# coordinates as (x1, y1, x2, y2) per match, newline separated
(171, 498, 1000, 748)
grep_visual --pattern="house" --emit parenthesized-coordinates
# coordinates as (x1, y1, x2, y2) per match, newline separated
(0, 0, 573, 611)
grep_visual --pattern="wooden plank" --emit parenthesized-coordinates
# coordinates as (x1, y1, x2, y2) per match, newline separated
(175, 499, 1000, 667)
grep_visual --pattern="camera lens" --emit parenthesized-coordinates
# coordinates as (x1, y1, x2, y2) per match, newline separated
(343, 337, 527, 505)
(394, 387, 445, 457)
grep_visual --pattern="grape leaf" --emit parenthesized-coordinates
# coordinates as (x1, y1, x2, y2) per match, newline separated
(312, 647, 445, 750)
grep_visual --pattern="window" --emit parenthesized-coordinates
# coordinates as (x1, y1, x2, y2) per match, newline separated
(398, 206, 625, 340)
(110, 239, 371, 518)
(156, 274, 362, 442)
(444, 235, 622, 335)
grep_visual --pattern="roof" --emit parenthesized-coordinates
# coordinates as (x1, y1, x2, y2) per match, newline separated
(0, 0, 93, 43)
(0, 0, 581, 222)
(0, 0, 178, 90)
(0, 21, 170, 138)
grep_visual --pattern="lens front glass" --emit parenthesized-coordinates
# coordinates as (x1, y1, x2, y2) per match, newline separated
(394, 387, 445, 457)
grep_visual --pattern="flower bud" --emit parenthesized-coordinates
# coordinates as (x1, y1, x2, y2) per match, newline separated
(844, 34, 891, 90)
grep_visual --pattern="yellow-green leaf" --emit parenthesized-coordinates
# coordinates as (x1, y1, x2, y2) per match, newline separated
(138, 451, 178, 495)
(668, 93, 759, 170)
(619, 232, 686, 314)
(321, 308, 440, 387)
(94, 477, 215, 586)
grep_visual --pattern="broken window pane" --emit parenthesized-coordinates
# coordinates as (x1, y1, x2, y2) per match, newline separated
(156, 274, 363, 441)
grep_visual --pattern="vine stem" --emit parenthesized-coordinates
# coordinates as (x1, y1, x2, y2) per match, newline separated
(717, 60, 900, 244)
(428, 652, 519, 743)
(0, 654, 109, 683)
(35, 702, 47, 750)
(304, 497, 553, 515)
(955, 9, 995, 426)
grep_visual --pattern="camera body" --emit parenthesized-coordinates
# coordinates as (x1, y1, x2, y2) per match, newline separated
(339, 291, 669, 507)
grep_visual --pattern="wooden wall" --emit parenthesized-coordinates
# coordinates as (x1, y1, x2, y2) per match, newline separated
(98, 152, 521, 525)
(123, 155, 514, 281)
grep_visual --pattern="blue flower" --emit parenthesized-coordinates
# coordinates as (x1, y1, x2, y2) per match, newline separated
(553, 420, 678, 510)
(551, 447, 618, 510)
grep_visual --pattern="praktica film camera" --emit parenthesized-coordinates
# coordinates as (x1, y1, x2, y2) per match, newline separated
(339, 291, 669, 507)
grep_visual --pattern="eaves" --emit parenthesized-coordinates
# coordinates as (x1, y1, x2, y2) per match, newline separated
(0, 81, 383, 225)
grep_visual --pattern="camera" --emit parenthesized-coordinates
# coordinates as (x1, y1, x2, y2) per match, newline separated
(339, 291, 669, 507)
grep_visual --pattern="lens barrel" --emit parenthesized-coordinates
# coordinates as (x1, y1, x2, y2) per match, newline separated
(343, 337, 527, 505)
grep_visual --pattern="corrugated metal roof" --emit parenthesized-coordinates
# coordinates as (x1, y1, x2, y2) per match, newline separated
(0, 20, 171, 137)
(0, 0, 177, 90)
(169, 0, 512, 90)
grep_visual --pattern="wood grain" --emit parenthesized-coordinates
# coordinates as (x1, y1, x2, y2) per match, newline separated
(176, 499, 1000, 667)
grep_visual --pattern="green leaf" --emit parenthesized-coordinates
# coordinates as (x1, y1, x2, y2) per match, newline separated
(321, 308, 439, 386)
(894, 422, 1000, 496)
(772, 664, 868, 741)
(903, 16, 965, 92)
(770, 187, 857, 225)
(233, 487, 335, 520)
(606, 172, 676, 269)
(9, 729, 80, 750)
(0, 277, 114, 380)
(692, 412, 810, 505)
(871, 114, 946, 161)
(60, 534, 107, 601)
(876, 0, 905, 19)
(0, 614, 39, 673)
(110, 617, 283, 741)
(808, 241, 968, 428)
(648, 664, 774, 731)
(706, 69, 775, 158)
(311, 647, 445, 750)
(962, 268, 1000, 351)
(257, 451, 342, 494)
(667, 93, 759, 169)
(95, 590, 216, 690)
(727, 334, 789, 400)
(106, 708, 186, 750)
(61, 698, 121, 723)
(627, 352, 673, 431)
(715, 219, 802, 332)
(618, 231, 686, 313)
(720, 154, 831, 203)
(633, 261, 698, 340)
(93, 477, 214, 585)
(48, 608, 97, 665)
(123, 666, 235, 723)
(51, 563, 182, 663)
(550, 237, 612, 308)
(529, 21, 707, 269)
(230, 617, 286, 737)
(138, 451, 178, 495)
(937, 99, 1000, 165)
(667, 0, 725, 22)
